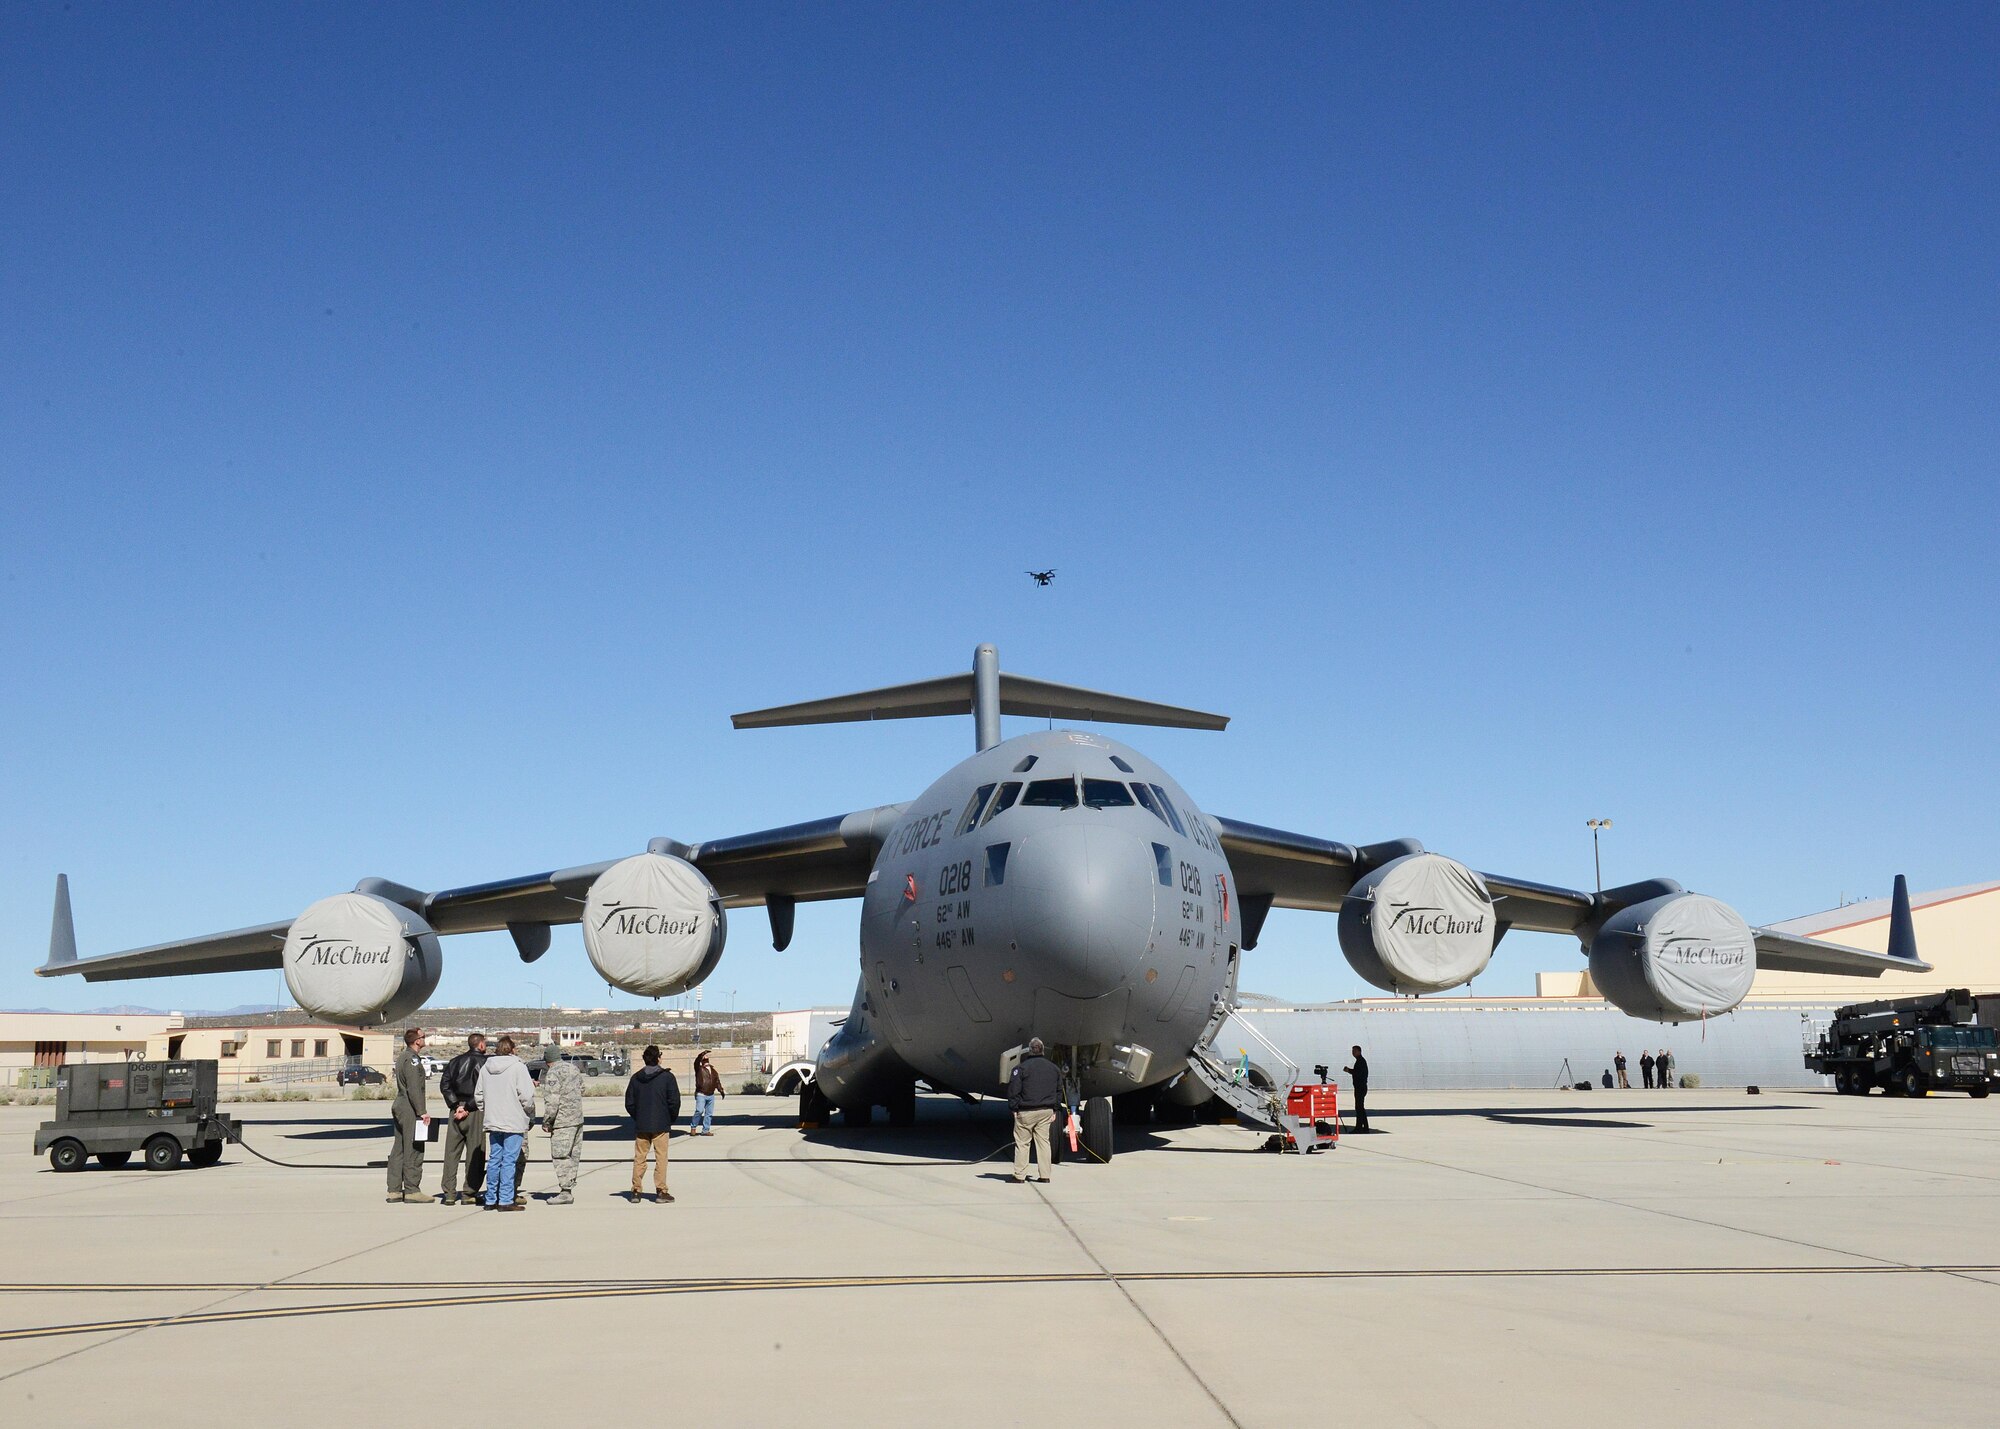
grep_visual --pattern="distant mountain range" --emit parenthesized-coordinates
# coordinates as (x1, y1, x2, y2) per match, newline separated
(1, 1003, 290, 1016)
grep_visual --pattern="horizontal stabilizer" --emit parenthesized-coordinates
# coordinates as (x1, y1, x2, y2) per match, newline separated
(733, 671, 1227, 732)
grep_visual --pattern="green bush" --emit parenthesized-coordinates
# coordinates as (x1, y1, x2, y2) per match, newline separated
(1680, 1073, 1701, 1089)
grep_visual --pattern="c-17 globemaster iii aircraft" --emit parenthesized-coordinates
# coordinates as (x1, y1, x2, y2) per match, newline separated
(40, 644, 1925, 1158)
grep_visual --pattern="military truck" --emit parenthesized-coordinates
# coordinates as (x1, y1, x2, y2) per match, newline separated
(34, 1060, 241, 1171)
(1805, 988, 1999, 1098)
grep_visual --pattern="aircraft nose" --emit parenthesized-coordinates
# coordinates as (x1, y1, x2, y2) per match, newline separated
(1007, 823, 1158, 997)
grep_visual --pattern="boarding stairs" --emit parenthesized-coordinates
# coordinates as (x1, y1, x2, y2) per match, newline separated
(1182, 996, 1330, 1151)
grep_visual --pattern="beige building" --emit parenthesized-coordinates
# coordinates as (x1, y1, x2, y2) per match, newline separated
(0, 1011, 183, 1085)
(1536, 879, 2000, 1003)
(143, 1023, 399, 1086)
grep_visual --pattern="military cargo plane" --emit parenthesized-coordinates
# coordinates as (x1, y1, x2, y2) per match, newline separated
(39, 644, 1925, 1159)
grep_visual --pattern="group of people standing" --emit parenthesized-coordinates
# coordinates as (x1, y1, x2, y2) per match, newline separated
(1613, 1049, 1677, 1089)
(385, 1027, 728, 1209)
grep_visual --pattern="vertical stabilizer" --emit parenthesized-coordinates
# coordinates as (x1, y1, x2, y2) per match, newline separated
(972, 643, 1001, 752)
(47, 874, 78, 968)
(1886, 874, 1920, 961)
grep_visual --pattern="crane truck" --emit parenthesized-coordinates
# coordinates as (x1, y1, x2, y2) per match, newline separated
(1805, 988, 1998, 1098)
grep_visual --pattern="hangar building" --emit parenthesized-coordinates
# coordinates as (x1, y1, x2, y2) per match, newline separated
(1232, 880, 2000, 1091)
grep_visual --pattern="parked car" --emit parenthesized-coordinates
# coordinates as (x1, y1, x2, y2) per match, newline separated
(337, 1065, 386, 1086)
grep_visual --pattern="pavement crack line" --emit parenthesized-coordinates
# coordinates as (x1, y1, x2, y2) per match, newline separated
(4, 1264, 1992, 1344)
(1031, 1184, 1245, 1429)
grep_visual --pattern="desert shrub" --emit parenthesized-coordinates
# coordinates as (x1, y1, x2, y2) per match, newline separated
(1680, 1073, 1701, 1089)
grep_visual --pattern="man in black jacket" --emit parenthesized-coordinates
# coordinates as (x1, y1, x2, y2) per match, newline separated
(624, 1045, 681, 1204)
(1344, 1045, 1371, 1133)
(1007, 1038, 1062, 1184)
(437, 1033, 488, 1206)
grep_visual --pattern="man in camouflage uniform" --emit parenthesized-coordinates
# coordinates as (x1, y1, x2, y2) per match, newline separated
(540, 1044, 586, 1205)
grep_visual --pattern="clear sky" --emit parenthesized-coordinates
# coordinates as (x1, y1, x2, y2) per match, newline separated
(3, 4, 1995, 1018)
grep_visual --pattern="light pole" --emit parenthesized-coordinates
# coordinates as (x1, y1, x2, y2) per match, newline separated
(1586, 819, 1612, 893)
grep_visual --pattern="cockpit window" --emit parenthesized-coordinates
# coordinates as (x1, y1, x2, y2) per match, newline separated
(1082, 779, 1134, 809)
(1152, 843, 1173, 886)
(1021, 777, 1079, 809)
(1110, 755, 1135, 773)
(954, 784, 997, 836)
(1149, 784, 1187, 836)
(1131, 782, 1169, 826)
(981, 782, 1022, 824)
(1013, 755, 1038, 773)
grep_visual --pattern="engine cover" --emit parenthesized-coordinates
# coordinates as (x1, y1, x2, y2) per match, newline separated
(1589, 892, 1755, 1022)
(1337, 853, 1498, 994)
(283, 892, 442, 1025)
(581, 853, 727, 998)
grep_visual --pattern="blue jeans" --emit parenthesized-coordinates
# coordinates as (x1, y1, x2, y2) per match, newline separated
(485, 1130, 522, 1206)
(694, 1093, 715, 1132)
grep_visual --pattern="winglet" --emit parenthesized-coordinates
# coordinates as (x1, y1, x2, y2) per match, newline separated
(47, 874, 78, 968)
(1886, 874, 1920, 961)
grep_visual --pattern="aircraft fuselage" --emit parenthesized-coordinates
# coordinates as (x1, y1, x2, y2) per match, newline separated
(814, 728, 1242, 1109)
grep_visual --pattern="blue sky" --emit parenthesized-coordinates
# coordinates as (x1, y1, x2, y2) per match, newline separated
(3, 4, 1995, 1016)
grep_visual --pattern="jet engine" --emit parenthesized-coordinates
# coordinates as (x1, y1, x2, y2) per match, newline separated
(1337, 853, 1498, 994)
(282, 892, 442, 1025)
(1588, 892, 1755, 1023)
(581, 852, 727, 998)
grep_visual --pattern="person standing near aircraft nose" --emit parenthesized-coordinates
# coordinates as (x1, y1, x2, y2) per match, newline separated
(387, 1027, 434, 1203)
(625, 1044, 679, 1203)
(1344, 1045, 1371, 1133)
(1640, 1050, 1656, 1089)
(1008, 1038, 1061, 1183)
(1658, 1048, 1674, 1089)
(1615, 1051, 1629, 1089)
(438, 1032, 488, 1204)
(476, 1035, 536, 1211)
(541, 1044, 585, 1204)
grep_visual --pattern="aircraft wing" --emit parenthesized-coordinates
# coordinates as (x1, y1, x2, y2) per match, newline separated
(1213, 816, 1927, 977)
(39, 803, 909, 983)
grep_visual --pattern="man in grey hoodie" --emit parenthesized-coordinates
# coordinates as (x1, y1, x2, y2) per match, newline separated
(475, 1035, 537, 1212)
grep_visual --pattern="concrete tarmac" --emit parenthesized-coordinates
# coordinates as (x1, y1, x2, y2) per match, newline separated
(3, 1088, 1998, 1426)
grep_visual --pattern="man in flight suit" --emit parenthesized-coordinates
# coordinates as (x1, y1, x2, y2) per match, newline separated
(540, 1044, 586, 1205)
(387, 1026, 434, 1203)
(438, 1032, 488, 1205)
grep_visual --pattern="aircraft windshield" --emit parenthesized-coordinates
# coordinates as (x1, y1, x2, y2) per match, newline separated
(1021, 778, 1079, 809)
(955, 784, 997, 836)
(1131, 783, 1169, 826)
(1148, 784, 1188, 836)
(982, 782, 1022, 823)
(1082, 779, 1134, 809)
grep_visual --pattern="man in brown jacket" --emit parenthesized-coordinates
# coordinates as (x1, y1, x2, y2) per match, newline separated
(387, 1027, 435, 1203)
(691, 1050, 723, 1135)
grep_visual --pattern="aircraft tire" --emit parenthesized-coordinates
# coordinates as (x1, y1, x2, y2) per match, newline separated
(1081, 1097, 1114, 1162)
(841, 1102, 873, 1128)
(799, 1083, 830, 1125)
(886, 1084, 916, 1127)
